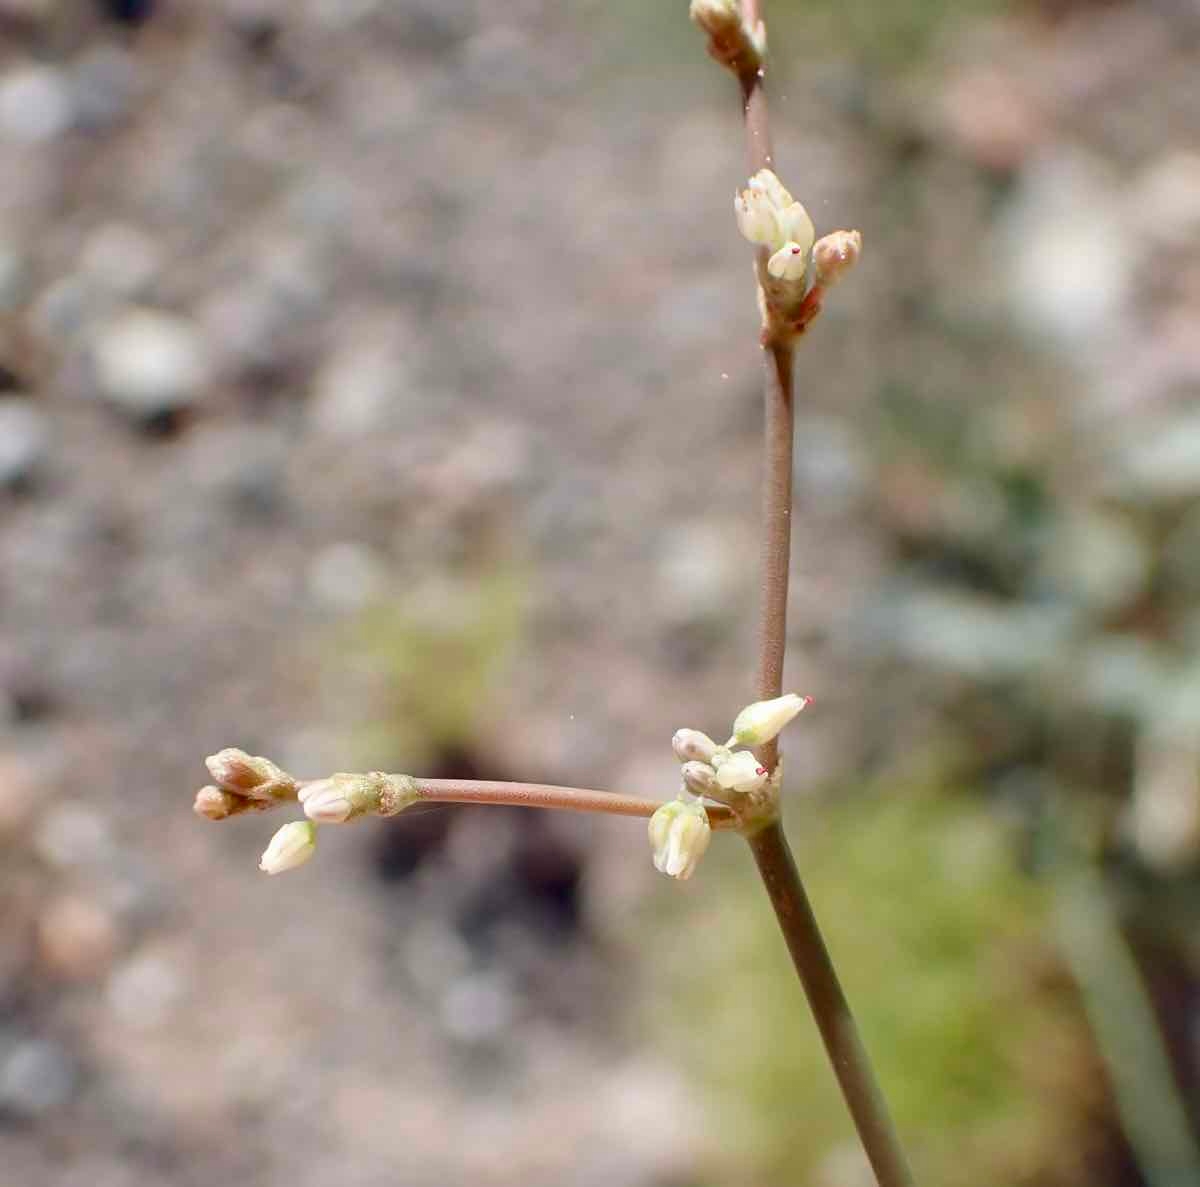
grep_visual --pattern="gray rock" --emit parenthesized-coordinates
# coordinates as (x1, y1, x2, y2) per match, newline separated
(656, 520, 741, 627)
(439, 971, 515, 1044)
(0, 65, 73, 144)
(0, 246, 28, 311)
(71, 46, 141, 132)
(106, 949, 185, 1031)
(307, 541, 386, 613)
(30, 275, 93, 342)
(0, 400, 49, 489)
(34, 799, 116, 870)
(81, 223, 163, 300)
(793, 414, 870, 511)
(0, 0, 58, 23)
(0, 1038, 78, 1117)
(998, 152, 1131, 351)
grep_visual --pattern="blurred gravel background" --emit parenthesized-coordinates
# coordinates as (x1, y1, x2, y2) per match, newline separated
(1, 1, 1199, 1185)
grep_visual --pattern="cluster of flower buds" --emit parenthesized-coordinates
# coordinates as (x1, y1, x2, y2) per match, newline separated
(735, 170, 816, 283)
(734, 168, 862, 340)
(689, 0, 766, 79)
(193, 748, 300, 821)
(650, 692, 812, 880)
(195, 747, 422, 876)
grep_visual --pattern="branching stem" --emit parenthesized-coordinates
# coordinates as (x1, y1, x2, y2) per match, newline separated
(406, 779, 738, 829)
(735, 4, 917, 1184)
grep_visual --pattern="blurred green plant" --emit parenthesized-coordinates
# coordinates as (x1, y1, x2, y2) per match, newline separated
(649, 778, 1098, 1187)
(340, 568, 526, 768)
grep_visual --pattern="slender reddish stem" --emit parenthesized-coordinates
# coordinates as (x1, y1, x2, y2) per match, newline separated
(410, 779, 737, 828)
(754, 340, 794, 774)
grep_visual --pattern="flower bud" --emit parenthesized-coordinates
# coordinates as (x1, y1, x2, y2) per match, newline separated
(736, 171, 814, 262)
(735, 187, 781, 248)
(732, 693, 812, 747)
(680, 760, 720, 799)
(777, 201, 815, 252)
(690, 0, 764, 75)
(767, 240, 810, 282)
(205, 748, 297, 801)
(672, 728, 720, 765)
(750, 168, 794, 210)
(648, 799, 711, 881)
(259, 821, 317, 875)
(194, 785, 237, 821)
(713, 750, 769, 794)
(298, 777, 356, 824)
(299, 771, 419, 824)
(812, 230, 862, 288)
(194, 784, 276, 820)
(689, 0, 740, 36)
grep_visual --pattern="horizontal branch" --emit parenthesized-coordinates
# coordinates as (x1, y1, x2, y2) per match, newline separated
(407, 779, 738, 829)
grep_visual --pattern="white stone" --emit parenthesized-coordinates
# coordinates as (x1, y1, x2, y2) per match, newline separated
(92, 309, 208, 417)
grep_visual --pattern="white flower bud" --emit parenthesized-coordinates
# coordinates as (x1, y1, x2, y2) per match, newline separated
(259, 821, 317, 875)
(205, 748, 297, 801)
(777, 202, 815, 255)
(680, 760, 720, 799)
(813, 230, 862, 288)
(749, 168, 794, 210)
(732, 693, 812, 747)
(672, 728, 720, 764)
(299, 771, 419, 823)
(648, 799, 711, 881)
(713, 750, 769, 794)
(767, 240, 810, 282)
(736, 171, 814, 263)
(299, 778, 355, 824)
(735, 188, 781, 248)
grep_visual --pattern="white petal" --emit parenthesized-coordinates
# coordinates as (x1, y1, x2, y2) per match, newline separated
(767, 241, 809, 282)
(777, 202, 815, 256)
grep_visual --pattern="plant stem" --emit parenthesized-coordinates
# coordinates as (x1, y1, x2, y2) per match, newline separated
(748, 822, 916, 1187)
(408, 779, 738, 829)
(754, 338, 794, 775)
(735, 4, 917, 1184)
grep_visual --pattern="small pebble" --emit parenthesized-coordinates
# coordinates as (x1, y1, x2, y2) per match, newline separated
(34, 800, 115, 870)
(92, 309, 209, 422)
(0, 65, 73, 143)
(0, 1038, 78, 1117)
(37, 895, 120, 982)
(0, 400, 49, 490)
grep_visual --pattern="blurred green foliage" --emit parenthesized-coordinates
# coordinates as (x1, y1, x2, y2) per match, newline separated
(648, 780, 1093, 1186)
(340, 568, 526, 767)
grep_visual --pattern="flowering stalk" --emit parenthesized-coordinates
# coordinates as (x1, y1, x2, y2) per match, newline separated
(188, 1, 905, 1180)
(194, 752, 739, 831)
(724, 4, 916, 1185)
